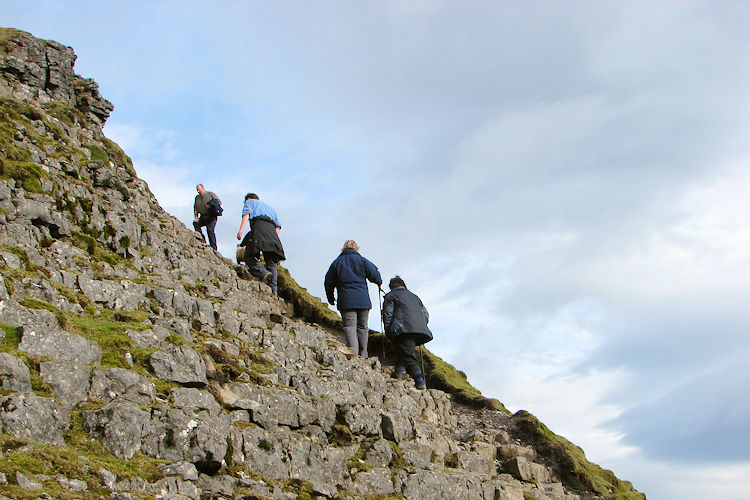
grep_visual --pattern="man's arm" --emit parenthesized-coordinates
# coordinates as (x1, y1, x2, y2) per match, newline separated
(324, 266, 336, 305)
(364, 258, 382, 286)
(236, 214, 250, 240)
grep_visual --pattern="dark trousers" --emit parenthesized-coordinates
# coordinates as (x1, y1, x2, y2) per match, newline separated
(193, 215, 217, 250)
(393, 333, 423, 380)
(244, 249, 279, 294)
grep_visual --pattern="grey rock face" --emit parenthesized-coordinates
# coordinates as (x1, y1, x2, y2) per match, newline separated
(126, 325, 169, 348)
(0, 301, 58, 331)
(82, 399, 151, 459)
(0, 352, 31, 392)
(158, 461, 199, 481)
(89, 367, 156, 404)
(0, 392, 70, 445)
(18, 326, 101, 365)
(171, 387, 221, 416)
(503, 456, 553, 483)
(143, 406, 229, 474)
(0, 28, 113, 126)
(39, 359, 91, 408)
(149, 345, 207, 385)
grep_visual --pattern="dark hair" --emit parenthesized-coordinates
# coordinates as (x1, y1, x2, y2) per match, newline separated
(244, 193, 259, 201)
(389, 276, 406, 289)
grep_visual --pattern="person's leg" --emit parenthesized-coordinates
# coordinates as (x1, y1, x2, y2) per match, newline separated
(193, 218, 205, 241)
(205, 216, 218, 250)
(392, 336, 408, 378)
(356, 309, 370, 358)
(397, 334, 421, 380)
(264, 255, 278, 294)
(341, 310, 359, 353)
(244, 251, 271, 280)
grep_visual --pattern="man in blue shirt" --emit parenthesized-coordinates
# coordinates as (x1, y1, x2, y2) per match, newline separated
(236, 193, 286, 294)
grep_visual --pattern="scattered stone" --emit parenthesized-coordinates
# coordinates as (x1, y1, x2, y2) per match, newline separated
(18, 326, 101, 365)
(89, 367, 156, 404)
(158, 461, 199, 481)
(0, 352, 32, 392)
(0, 392, 70, 445)
(171, 387, 221, 416)
(81, 400, 150, 459)
(16, 471, 42, 490)
(98, 468, 117, 490)
(57, 475, 87, 491)
(149, 345, 207, 385)
(39, 360, 91, 408)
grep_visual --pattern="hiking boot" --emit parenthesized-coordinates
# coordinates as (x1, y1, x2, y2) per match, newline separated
(392, 366, 406, 379)
(414, 376, 426, 390)
(261, 271, 273, 284)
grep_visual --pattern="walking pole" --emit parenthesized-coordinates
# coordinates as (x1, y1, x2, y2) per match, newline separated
(418, 345, 425, 384)
(378, 286, 386, 360)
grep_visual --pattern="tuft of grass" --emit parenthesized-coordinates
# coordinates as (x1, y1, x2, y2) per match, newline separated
(0, 244, 38, 271)
(87, 144, 109, 165)
(20, 297, 68, 328)
(276, 266, 342, 329)
(0, 323, 22, 352)
(101, 137, 137, 177)
(0, 159, 47, 193)
(41, 101, 88, 128)
(69, 230, 123, 267)
(422, 349, 509, 413)
(0, 420, 166, 499)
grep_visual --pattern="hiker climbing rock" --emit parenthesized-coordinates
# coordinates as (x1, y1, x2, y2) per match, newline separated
(382, 276, 432, 390)
(193, 183, 222, 251)
(324, 240, 382, 358)
(236, 193, 285, 294)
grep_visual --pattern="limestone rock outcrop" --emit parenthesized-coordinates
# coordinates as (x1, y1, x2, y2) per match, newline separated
(0, 28, 644, 500)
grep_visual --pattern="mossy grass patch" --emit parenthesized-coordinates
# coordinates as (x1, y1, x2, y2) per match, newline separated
(421, 348, 509, 413)
(0, 159, 48, 193)
(276, 266, 342, 329)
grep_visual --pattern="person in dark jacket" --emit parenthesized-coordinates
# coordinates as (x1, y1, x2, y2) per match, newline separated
(324, 240, 382, 358)
(236, 193, 285, 294)
(382, 276, 432, 389)
(193, 184, 222, 251)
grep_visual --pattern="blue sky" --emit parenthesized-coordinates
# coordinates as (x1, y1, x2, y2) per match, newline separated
(4, 2, 750, 498)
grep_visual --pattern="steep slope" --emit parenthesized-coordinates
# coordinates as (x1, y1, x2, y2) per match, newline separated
(0, 28, 644, 500)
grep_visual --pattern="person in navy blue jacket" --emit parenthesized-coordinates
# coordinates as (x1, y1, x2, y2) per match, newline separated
(324, 240, 382, 357)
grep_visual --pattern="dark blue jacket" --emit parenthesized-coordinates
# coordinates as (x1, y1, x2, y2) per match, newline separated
(324, 249, 382, 311)
(382, 286, 433, 345)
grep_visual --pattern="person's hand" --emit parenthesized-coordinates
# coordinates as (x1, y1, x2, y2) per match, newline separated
(194, 216, 199, 222)
(236, 231, 242, 240)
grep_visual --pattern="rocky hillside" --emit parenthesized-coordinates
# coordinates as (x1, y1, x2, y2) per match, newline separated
(0, 28, 645, 500)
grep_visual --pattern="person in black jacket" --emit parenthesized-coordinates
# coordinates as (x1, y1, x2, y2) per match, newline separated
(324, 240, 382, 357)
(382, 276, 433, 389)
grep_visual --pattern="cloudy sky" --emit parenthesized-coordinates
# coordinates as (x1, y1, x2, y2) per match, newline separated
(4, 1, 750, 498)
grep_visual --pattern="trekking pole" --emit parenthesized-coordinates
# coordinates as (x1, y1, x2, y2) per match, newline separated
(418, 345, 425, 384)
(378, 286, 385, 360)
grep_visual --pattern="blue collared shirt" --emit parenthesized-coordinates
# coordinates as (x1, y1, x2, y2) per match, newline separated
(241, 199, 281, 227)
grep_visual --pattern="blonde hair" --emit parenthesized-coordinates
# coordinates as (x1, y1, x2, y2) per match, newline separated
(342, 240, 359, 251)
